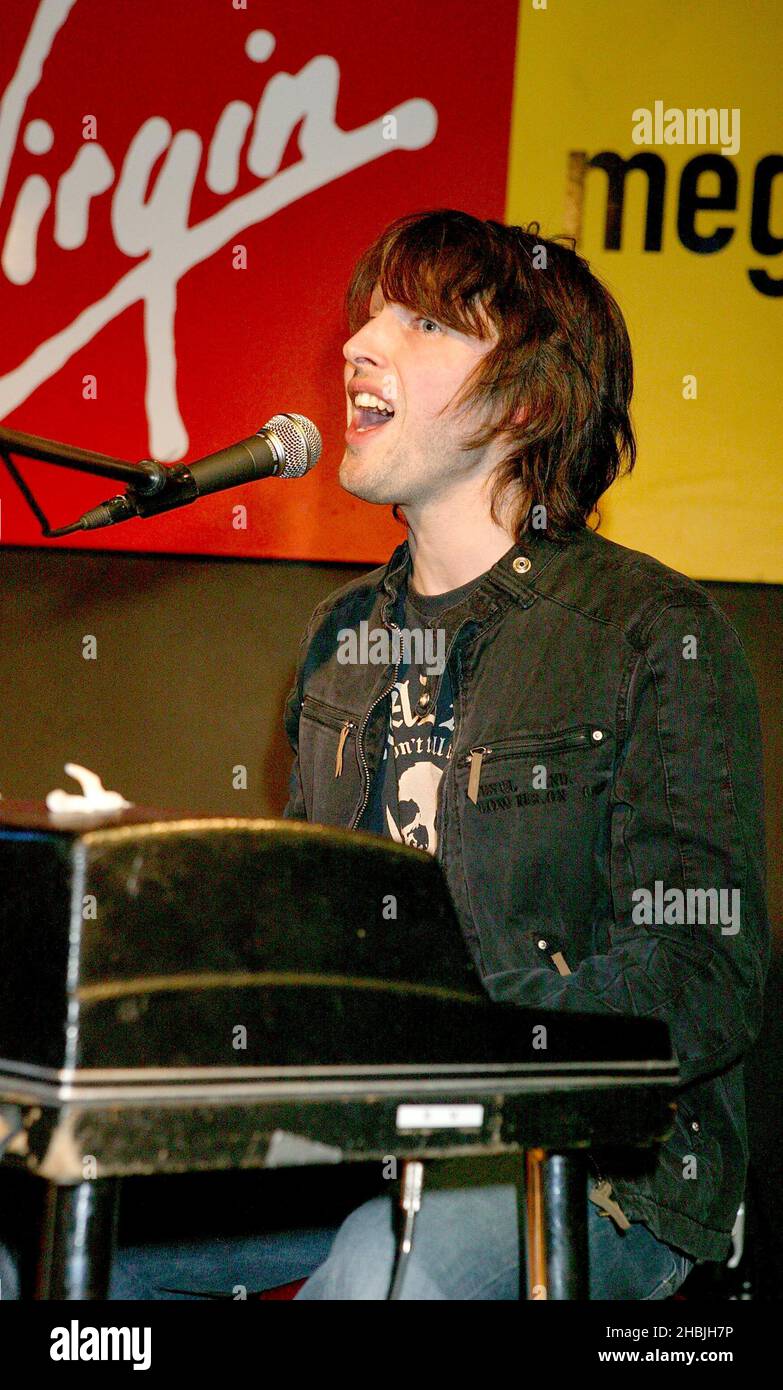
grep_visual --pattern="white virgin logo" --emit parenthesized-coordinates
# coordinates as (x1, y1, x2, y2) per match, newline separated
(0, 0, 437, 459)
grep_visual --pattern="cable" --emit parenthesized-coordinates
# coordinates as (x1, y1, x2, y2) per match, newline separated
(387, 1159, 424, 1300)
(0, 449, 57, 535)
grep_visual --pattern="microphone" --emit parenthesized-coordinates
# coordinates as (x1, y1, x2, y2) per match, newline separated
(72, 413, 321, 532)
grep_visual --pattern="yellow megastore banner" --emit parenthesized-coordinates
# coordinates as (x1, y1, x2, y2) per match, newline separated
(507, 0, 782, 583)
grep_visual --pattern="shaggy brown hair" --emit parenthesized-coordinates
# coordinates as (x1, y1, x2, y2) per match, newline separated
(344, 208, 637, 539)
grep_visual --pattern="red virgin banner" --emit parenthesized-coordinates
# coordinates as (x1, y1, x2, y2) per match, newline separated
(0, 0, 519, 561)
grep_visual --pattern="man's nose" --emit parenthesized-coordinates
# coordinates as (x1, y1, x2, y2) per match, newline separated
(342, 312, 391, 366)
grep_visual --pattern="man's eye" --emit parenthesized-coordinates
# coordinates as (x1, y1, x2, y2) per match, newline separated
(416, 317, 443, 334)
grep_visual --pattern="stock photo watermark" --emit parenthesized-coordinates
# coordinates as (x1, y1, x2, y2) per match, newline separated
(336, 621, 446, 676)
(632, 102, 740, 156)
(631, 881, 740, 935)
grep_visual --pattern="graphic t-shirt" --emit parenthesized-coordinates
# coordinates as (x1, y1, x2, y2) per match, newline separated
(359, 569, 486, 855)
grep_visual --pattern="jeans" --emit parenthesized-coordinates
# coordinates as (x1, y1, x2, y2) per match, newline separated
(295, 1157, 695, 1301)
(108, 1226, 337, 1300)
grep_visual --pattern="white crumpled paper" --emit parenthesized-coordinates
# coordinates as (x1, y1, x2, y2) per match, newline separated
(45, 763, 133, 816)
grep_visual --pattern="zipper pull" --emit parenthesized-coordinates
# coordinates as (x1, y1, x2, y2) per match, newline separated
(550, 951, 571, 976)
(334, 722, 353, 778)
(588, 1180, 631, 1231)
(466, 746, 491, 804)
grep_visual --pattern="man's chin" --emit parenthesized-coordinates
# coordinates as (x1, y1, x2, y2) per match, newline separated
(338, 451, 395, 505)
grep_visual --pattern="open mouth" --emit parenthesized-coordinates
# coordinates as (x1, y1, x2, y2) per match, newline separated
(350, 390, 396, 433)
(354, 407, 395, 432)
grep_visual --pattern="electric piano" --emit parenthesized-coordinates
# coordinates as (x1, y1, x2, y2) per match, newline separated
(0, 801, 679, 1299)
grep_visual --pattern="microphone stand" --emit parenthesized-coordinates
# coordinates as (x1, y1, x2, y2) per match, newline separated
(0, 426, 167, 538)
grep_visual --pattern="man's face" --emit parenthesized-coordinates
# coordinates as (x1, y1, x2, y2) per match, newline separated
(340, 283, 499, 508)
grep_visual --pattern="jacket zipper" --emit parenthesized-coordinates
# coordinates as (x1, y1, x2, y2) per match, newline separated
(466, 745, 492, 803)
(432, 622, 476, 865)
(302, 693, 356, 730)
(334, 722, 355, 778)
(348, 611, 403, 829)
(300, 695, 357, 779)
(465, 727, 603, 804)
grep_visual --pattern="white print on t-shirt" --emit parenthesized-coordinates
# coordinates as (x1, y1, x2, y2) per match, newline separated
(385, 675, 454, 854)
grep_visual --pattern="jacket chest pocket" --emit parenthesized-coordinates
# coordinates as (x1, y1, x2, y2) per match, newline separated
(452, 724, 614, 977)
(300, 694, 360, 823)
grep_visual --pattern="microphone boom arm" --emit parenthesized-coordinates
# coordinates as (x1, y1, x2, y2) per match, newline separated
(0, 426, 166, 490)
(0, 425, 168, 539)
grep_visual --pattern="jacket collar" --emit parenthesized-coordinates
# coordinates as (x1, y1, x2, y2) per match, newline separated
(377, 526, 576, 618)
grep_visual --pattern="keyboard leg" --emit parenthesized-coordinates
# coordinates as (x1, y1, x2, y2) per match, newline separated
(541, 1152, 589, 1300)
(35, 1178, 120, 1300)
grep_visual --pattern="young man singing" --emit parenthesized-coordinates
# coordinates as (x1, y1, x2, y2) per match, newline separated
(284, 208, 769, 1300)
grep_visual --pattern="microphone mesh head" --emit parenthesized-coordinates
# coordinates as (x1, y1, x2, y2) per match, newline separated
(262, 413, 322, 478)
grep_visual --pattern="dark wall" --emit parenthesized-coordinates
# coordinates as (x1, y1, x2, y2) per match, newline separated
(2, 544, 781, 1287)
(1, 545, 362, 821)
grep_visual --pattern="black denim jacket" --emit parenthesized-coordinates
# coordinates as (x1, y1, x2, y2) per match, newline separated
(282, 526, 770, 1262)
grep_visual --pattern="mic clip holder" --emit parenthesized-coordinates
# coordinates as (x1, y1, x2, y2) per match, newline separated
(130, 465, 199, 517)
(77, 467, 199, 532)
